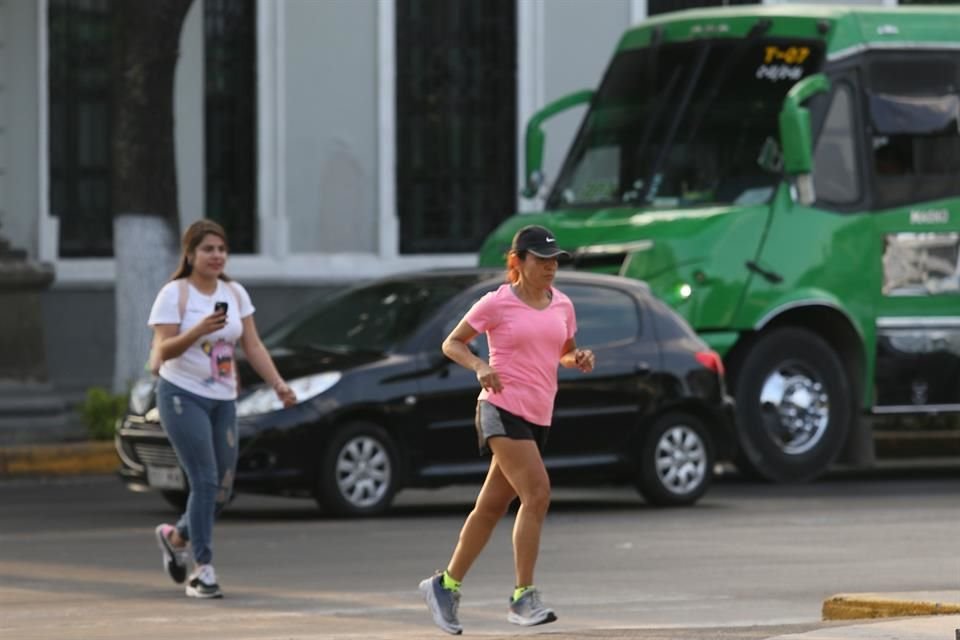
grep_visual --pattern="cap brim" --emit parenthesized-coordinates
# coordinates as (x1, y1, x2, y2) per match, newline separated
(528, 247, 571, 259)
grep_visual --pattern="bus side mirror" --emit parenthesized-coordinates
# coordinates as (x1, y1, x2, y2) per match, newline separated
(779, 73, 830, 206)
(522, 89, 594, 198)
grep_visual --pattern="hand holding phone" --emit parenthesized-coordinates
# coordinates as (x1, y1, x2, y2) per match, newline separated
(214, 301, 229, 315)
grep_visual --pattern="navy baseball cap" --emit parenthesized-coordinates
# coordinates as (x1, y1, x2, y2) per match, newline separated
(511, 225, 571, 259)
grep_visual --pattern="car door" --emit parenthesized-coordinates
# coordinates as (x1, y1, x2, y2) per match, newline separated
(408, 286, 497, 479)
(546, 282, 659, 466)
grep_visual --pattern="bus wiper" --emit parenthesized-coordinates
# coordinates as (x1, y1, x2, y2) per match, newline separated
(682, 19, 773, 145)
(623, 70, 681, 204)
(620, 26, 665, 204)
(644, 42, 712, 203)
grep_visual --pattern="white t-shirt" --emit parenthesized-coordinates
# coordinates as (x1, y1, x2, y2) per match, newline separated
(148, 278, 255, 400)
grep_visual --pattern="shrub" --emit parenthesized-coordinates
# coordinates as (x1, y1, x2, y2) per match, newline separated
(80, 387, 128, 441)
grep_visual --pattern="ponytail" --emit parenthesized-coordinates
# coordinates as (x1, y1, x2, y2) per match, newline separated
(505, 250, 523, 284)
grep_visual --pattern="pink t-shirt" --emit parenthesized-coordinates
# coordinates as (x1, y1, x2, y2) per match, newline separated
(465, 284, 577, 426)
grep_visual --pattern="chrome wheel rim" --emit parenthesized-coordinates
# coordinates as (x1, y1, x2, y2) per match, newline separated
(759, 368, 830, 455)
(654, 425, 707, 495)
(335, 436, 391, 508)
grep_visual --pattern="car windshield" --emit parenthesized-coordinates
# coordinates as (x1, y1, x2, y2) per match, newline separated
(262, 275, 487, 353)
(547, 38, 823, 209)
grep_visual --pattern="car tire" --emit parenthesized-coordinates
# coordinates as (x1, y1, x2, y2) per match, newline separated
(160, 490, 188, 513)
(637, 412, 714, 507)
(316, 422, 399, 517)
(732, 327, 852, 483)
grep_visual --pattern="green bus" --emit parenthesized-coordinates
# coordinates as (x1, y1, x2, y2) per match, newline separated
(477, 5, 960, 482)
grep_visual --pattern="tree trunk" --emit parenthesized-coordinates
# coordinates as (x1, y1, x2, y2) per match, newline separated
(111, 0, 193, 393)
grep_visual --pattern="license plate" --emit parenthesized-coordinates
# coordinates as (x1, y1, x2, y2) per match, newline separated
(146, 465, 185, 490)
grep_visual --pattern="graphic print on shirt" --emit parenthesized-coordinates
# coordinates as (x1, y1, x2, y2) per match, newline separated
(201, 339, 235, 385)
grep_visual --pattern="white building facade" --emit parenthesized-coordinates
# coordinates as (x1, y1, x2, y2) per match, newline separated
(0, 0, 891, 396)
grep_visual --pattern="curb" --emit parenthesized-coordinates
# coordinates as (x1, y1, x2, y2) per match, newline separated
(823, 592, 960, 620)
(0, 440, 118, 476)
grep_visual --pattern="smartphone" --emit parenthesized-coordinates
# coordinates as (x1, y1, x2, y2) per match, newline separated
(214, 301, 229, 315)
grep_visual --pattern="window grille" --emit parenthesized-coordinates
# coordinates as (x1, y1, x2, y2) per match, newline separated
(648, 0, 756, 17)
(47, 0, 257, 257)
(204, 0, 257, 253)
(395, 0, 517, 254)
(49, 0, 114, 257)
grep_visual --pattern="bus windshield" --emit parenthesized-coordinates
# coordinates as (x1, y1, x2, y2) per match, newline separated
(547, 38, 823, 210)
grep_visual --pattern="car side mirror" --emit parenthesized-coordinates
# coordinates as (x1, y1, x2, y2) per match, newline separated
(779, 73, 830, 205)
(522, 89, 594, 198)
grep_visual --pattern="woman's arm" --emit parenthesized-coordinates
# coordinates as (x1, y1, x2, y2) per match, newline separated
(559, 338, 595, 372)
(153, 309, 227, 361)
(442, 318, 503, 393)
(239, 315, 297, 407)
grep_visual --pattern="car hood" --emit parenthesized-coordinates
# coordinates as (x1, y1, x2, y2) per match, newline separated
(237, 346, 385, 386)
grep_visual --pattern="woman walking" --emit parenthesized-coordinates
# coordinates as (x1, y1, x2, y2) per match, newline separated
(419, 225, 595, 634)
(148, 219, 296, 598)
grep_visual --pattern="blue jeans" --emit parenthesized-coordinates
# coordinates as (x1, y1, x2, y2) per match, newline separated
(155, 378, 238, 566)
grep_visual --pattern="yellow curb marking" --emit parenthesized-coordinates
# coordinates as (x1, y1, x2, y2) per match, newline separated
(0, 442, 118, 476)
(823, 594, 960, 620)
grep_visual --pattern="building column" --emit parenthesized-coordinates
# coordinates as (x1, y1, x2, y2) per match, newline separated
(0, 233, 74, 444)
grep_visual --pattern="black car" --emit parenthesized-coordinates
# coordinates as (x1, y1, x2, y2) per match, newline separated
(116, 269, 735, 516)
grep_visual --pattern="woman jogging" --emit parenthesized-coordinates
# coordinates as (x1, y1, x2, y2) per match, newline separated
(148, 219, 296, 598)
(419, 225, 595, 634)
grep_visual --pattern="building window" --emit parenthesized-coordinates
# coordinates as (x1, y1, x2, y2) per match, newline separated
(648, 0, 757, 16)
(49, 0, 113, 257)
(395, 0, 517, 254)
(205, 0, 257, 253)
(47, 0, 257, 257)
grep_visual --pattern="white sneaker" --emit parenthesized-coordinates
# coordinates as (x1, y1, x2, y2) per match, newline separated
(185, 564, 223, 599)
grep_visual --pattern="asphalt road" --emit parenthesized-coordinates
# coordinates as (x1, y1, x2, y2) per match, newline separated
(1, 466, 958, 639)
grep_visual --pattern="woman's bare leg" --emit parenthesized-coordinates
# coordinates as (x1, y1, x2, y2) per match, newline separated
(486, 437, 550, 587)
(447, 456, 516, 581)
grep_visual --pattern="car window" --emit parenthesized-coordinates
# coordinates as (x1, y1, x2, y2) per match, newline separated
(563, 284, 640, 347)
(264, 278, 475, 352)
(441, 291, 493, 359)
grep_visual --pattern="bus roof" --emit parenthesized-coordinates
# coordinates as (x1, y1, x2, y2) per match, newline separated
(618, 5, 960, 60)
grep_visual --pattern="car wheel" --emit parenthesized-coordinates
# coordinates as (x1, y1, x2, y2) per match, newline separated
(316, 422, 398, 517)
(637, 412, 713, 506)
(160, 490, 188, 513)
(732, 327, 852, 483)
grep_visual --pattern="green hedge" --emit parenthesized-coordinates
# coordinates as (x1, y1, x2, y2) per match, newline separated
(80, 387, 128, 441)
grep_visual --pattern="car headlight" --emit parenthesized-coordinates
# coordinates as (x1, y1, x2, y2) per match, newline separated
(236, 371, 341, 417)
(129, 376, 157, 415)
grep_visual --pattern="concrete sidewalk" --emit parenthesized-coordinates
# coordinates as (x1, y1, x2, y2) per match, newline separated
(766, 614, 960, 640)
(2, 440, 958, 640)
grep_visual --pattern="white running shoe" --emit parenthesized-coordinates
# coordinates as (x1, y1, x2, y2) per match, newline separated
(185, 564, 223, 599)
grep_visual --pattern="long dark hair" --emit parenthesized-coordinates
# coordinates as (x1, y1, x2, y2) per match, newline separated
(169, 219, 232, 282)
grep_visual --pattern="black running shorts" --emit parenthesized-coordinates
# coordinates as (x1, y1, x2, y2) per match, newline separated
(474, 400, 549, 456)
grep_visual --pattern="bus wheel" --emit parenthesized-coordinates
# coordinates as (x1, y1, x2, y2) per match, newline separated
(732, 327, 852, 483)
